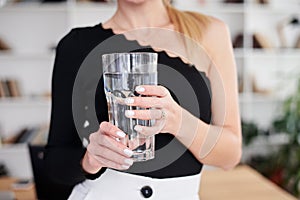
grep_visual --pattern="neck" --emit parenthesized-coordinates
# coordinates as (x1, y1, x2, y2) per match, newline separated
(113, 0, 170, 30)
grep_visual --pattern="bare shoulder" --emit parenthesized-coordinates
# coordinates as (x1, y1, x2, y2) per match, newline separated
(203, 16, 230, 44)
(200, 16, 233, 61)
(207, 16, 229, 30)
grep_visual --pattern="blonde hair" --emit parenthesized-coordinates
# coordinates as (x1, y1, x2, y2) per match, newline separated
(163, 0, 210, 43)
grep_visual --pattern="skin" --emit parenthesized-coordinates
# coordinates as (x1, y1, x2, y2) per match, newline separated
(82, 0, 242, 174)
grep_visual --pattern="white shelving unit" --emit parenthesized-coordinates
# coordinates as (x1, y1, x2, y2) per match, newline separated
(0, 0, 299, 176)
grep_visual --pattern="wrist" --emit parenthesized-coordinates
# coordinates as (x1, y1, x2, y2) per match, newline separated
(167, 105, 183, 136)
(175, 109, 201, 143)
(82, 151, 103, 174)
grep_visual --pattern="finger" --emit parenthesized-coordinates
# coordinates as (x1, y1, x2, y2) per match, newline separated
(125, 109, 164, 120)
(99, 121, 126, 138)
(88, 144, 133, 167)
(99, 135, 134, 158)
(93, 154, 132, 170)
(90, 133, 133, 158)
(135, 85, 169, 97)
(134, 121, 165, 137)
(124, 97, 162, 108)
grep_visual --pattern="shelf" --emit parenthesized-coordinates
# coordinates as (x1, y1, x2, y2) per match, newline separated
(233, 48, 300, 59)
(249, 133, 290, 147)
(0, 1, 246, 13)
(239, 93, 284, 103)
(1, 1, 299, 14)
(245, 4, 300, 14)
(0, 1, 117, 12)
(0, 2, 68, 12)
(0, 0, 299, 143)
(0, 51, 55, 60)
(174, 2, 244, 13)
(0, 97, 51, 106)
(71, 2, 117, 11)
(234, 48, 245, 58)
(242, 133, 290, 161)
(243, 49, 300, 59)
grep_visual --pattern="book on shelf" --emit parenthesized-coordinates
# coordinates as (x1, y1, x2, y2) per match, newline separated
(0, 38, 10, 51)
(253, 32, 273, 49)
(224, 0, 244, 3)
(232, 32, 274, 49)
(277, 16, 300, 48)
(0, 79, 11, 98)
(0, 81, 6, 98)
(296, 36, 300, 48)
(6, 79, 21, 97)
(256, 0, 269, 4)
(17, 127, 39, 143)
(75, 0, 112, 2)
(30, 125, 49, 145)
(233, 33, 244, 48)
(7, 128, 29, 144)
(3, 125, 49, 145)
(0, 78, 21, 98)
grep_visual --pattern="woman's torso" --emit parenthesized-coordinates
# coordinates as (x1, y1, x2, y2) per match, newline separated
(73, 23, 212, 178)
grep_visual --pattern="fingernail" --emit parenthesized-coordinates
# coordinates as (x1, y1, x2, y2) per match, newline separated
(125, 110, 134, 117)
(121, 165, 130, 169)
(116, 131, 126, 138)
(135, 86, 145, 92)
(124, 159, 134, 165)
(134, 125, 143, 132)
(125, 98, 134, 104)
(124, 149, 133, 157)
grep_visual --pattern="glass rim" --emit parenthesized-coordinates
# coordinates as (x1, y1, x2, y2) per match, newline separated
(102, 52, 158, 58)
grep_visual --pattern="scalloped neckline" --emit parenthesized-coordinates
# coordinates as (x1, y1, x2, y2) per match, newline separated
(98, 23, 208, 76)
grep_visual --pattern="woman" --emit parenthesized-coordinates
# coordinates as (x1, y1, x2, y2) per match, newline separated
(45, 0, 242, 199)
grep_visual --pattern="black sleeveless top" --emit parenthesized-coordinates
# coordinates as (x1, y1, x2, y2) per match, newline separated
(45, 24, 212, 198)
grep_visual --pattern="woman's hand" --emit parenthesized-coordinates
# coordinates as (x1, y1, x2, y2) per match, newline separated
(82, 122, 134, 174)
(124, 85, 182, 136)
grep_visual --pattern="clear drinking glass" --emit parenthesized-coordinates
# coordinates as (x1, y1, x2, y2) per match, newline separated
(102, 52, 158, 162)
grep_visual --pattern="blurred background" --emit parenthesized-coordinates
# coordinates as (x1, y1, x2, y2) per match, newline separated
(0, 0, 299, 199)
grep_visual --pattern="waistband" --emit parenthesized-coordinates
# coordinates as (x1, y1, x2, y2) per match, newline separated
(69, 169, 201, 200)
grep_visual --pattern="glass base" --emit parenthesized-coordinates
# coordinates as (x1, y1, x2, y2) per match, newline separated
(132, 150, 155, 162)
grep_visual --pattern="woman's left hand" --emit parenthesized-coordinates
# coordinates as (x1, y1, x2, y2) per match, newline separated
(124, 85, 182, 136)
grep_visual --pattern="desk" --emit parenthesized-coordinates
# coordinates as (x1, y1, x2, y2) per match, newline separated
(0, 177, 36, 200)
(200, 165, 297, 200)
(0, 165, 297, 200)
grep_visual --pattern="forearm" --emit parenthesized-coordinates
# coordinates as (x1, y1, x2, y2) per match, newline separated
(175, 109, 242, 170)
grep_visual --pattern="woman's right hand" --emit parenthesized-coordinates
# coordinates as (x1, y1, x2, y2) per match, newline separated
(81, 121, 134, 174)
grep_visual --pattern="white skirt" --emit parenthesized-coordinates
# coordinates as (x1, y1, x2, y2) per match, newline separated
(68, 169, 201, 200)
